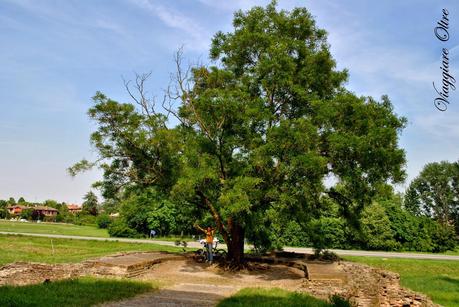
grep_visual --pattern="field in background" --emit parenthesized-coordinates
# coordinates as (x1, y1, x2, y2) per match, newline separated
(345, 256, 459, 307)
(0, 220, 109, 238)
(0, 234, 185, 265)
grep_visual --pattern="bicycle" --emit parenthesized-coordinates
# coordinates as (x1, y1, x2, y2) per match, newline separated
(194, 238, 227, 263)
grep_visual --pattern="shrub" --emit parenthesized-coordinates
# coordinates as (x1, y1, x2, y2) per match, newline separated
(96, 214, 112, 229)
(43, 216, 57, 222)
(20, 208, 34, 220)
(74, 213, 96, 226)
(0, 208, 10, 219)
(108, 219, 139, 238)
(309, 217, 347, 250)
(361, 203, 400, 251)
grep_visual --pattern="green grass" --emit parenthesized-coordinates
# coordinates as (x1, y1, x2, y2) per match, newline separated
(445, 247, 459, 256)
(0, 277, 156, 307)
(0, 220, 109, 237)
(218, 288, 350, 307)
(345, 256, 459, 307)
(0, 234, 185, 265)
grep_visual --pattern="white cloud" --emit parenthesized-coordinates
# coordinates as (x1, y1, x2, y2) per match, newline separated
(128, 0, 211, 51)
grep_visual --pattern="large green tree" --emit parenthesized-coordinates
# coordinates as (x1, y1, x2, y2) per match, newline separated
(71, 2, 406, 265)
(405, 161, 459, 234)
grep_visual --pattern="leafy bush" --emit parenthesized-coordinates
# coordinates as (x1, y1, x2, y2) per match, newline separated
(96, 214, 112, 229)
(0, 208, 10, 219)
(420, 217, 457, 252)
(107, 218, 139, 238)
(74, 213, 96, 226)
(43, 216, 56, 222)
(20, 208, 34, 220)
(309, 217, 347, 250)
(361, 203, 400, 251)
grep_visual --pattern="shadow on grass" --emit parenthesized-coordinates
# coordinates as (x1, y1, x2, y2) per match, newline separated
(440, 275, 459, 287)
(217, 288, 350, 307)
(0, 277, 156, 307)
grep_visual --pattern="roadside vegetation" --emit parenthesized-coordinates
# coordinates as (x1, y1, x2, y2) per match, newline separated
(0, 277, 156, 307)
(345, 256, 459, 307)
(0, 234, 185, 265)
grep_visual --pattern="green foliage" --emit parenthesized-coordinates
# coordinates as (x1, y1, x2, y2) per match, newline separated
(82, 191, 99, 216)
(361, 203, 399, 251)
(0, 209, 9, 219)
(107, 218, 139, 238)
(109, 188, 196, 237)
(405, 161, 459, 234)
(20, 208, 34, 220)
(96, 214, 112, 229)
(71, 2, 407, 262)
(74, 213, 96, 226)
(309, 217, 348, 250)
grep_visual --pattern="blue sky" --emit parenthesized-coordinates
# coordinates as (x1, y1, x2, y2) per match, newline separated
(1, 0, 458, 204)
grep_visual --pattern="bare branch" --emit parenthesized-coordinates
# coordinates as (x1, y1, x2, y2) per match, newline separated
(123, 72, 156, 117)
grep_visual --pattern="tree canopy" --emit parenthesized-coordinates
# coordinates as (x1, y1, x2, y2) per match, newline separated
(405, 161, 459, 234)
(70, 2, 407, 265)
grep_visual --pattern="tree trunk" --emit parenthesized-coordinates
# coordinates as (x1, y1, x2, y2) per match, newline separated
(227, 223, 245, 265)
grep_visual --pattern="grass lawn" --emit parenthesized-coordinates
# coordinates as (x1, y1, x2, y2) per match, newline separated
(0, 277, 156, 307)
(0, 234, 185, 265)
(218, 288, 349, 307)
(345, 256, 459, 307)
(445, 247, 459, 256)
(0, 220, 109, 237)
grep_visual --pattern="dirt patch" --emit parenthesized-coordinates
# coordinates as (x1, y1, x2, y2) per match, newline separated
(0, 262, 83, 286)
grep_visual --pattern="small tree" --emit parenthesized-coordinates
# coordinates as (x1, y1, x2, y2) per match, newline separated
(82, 191, 99, 216)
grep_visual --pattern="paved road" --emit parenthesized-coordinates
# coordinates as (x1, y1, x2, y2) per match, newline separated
(2, 231, 459, 261)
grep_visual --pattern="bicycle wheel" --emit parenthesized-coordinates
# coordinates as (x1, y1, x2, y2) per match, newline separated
(215, 249, 227, 261)
(194, 249, 207, 263)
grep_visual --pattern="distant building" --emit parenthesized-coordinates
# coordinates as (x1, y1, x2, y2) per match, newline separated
(67, 204, 82, 214)
(7, 205, 58, 217)
(7, 205, 28, 216)
(33, 206, 58, 217)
